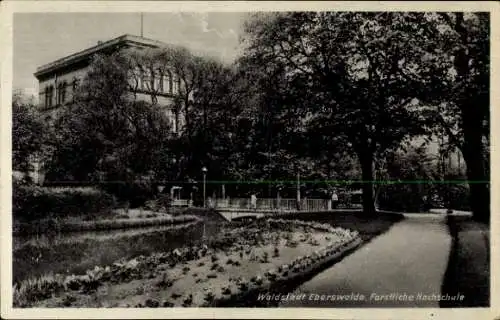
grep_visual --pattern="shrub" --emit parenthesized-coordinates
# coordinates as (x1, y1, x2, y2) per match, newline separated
(145, 298, 160, 308)
(155, 273, 173, 289)
(13, 274, 66, 307)
(12, 182, 117, 223)
(100, 180, 154, 208)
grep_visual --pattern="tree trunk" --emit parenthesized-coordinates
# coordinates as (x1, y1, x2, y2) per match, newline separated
(451, 13, 490, 224)
(462, 119, 490, 224)
(359, 151, 376, 215)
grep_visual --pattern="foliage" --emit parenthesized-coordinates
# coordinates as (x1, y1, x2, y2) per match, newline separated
(12, 181, 116, 223)
(376, 145, 436, 212)
(99, 174, 155, 208)
(44, 52, 174, 192)
(12, 93, 47, 174)
(408, 13, 490, 222)
(241, 12, 436, 213)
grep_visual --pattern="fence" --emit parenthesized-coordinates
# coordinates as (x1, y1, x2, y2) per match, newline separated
(212, 198, 330, 211)
(170, 196, 362, 210)
(172, 199, 190, 207)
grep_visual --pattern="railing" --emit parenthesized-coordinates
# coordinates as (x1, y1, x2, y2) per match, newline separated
(213, 198, 330, 211)
(169, 197, 362, 210)
(172, 199, 190, 207)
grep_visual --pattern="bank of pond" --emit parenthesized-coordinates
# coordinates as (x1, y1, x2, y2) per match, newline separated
(14, 218, 363, 307)
(13, 211, 403, 307)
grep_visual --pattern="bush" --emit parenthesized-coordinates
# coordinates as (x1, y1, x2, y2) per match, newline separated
(100, 180, 154, 208)
(378, 183, 471, 212)
(377, 184, 427, 212)
(446, 184, 471, 211)
(12, 181, 117, 222)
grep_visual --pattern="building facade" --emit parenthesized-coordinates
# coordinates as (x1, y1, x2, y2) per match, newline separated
(34, 34, 185, 132)
(30, 34, 190, 184)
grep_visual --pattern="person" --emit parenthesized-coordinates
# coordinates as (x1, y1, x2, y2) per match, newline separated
(422, 194, 429, 212)
(331, 190, 339, 209)
(250, 193, 257, 210)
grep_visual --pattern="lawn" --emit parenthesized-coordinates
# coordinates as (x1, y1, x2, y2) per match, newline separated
(276, 210, 404, 242)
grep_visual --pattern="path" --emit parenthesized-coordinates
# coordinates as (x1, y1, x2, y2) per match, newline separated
(279, 213, 452, 307)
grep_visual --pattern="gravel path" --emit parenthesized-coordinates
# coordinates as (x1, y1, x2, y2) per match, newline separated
(279, 214, 452, 307)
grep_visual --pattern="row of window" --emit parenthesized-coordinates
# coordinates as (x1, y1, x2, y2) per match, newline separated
(131, 69, 181, 95)
(43, 79, 79, 108)
(43, 70, 181, 109)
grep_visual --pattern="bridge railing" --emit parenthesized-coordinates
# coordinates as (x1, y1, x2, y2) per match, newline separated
(171, 199, 190, 207)
(213, 198, 331, 211)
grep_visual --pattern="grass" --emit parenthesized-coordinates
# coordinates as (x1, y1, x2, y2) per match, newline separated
(14, 214, 198, 235)
(13, 274, 66, 307)
(274, 210, 403, 242)
(440, 215, 490, 307)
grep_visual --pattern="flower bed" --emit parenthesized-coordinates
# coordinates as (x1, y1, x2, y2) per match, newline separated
(15, 219, 362, 308)
(204, 219, 361, 307)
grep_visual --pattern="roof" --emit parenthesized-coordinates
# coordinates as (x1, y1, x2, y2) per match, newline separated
(34, 34, 170, 79)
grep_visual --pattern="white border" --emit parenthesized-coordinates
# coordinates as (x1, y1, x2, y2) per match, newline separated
(1, 1, 499, 319)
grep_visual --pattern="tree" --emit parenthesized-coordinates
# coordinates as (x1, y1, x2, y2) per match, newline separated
(377, 145, 438, 212)
(412, 13, 490, 223)
(45, 51, 174, 194)
(242, 12, 432, 214)
(12, 93, 46, 176)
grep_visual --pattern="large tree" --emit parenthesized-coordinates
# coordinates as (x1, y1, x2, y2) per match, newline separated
(45, 51, 173, 187)
(414, 13, 490, 223)
(242, 12, 432, 214)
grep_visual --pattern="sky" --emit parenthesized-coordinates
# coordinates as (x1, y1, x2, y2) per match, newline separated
(13, 12, 249, 97)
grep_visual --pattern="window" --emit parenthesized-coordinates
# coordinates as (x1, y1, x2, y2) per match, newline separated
(134, 67, 144, 91)
(45, 85, 54, 108)
(57, 82, 67, 105)
(169, 109, 177, 133)
(154, 69, 162, 92)
(72, 79, 79, 102)
(143, 69, 151, 91)
(57, 83, 61, 104)
(163, 74, 169, 94)
(44, 87, 50, 108)
(171, 73, 177, 94)
(165, 71, 173, 94)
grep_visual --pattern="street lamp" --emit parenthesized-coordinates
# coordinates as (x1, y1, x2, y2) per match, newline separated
(202, 166, 208, 208)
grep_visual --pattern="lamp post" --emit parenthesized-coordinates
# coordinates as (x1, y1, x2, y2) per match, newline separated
(202, 166, 207, 208)
(296, 170, 301, 211)
(277, 185, 282, 212)
(201, 166, 208, 241)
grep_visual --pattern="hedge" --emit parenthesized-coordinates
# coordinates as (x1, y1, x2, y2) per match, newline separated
(13, 181, 117, 223)
(377, 183, 471, 212)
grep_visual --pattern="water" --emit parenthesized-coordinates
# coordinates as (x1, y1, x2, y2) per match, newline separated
(13, 221, 225, 284)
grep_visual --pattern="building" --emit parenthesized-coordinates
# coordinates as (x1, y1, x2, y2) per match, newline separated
(30, 34, 191, 184)
(34, 34, 186, 132)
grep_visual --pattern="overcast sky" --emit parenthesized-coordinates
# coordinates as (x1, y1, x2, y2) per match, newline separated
(13, 12, 248, 95)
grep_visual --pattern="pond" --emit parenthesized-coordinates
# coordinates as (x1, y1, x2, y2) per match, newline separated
(13, 221, 226, 285)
